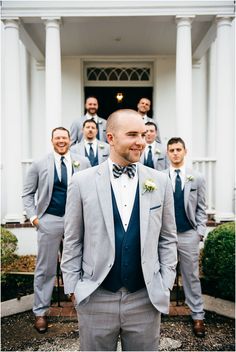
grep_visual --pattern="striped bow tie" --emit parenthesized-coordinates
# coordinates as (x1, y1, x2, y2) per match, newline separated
(113, 163, 136, 179)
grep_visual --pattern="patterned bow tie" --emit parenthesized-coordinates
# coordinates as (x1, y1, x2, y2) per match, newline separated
(113, 163, 136, 179)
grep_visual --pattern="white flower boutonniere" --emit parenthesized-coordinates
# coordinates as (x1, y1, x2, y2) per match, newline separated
(186, 175, 194, 182)
(99, 144, 104, 149)
(143, 179, 157, 194)
(155, 148, 161, 155)
(98, 119, 103, 124)
(72, 161, 80, 169)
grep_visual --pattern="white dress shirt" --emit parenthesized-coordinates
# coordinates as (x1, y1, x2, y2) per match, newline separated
(108, 158, 138, 231)
(169, 165, 186, 191)
(85, 113, 99, 123)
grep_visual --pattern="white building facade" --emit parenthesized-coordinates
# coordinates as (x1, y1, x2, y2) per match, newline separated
(1, 1, 235, 232)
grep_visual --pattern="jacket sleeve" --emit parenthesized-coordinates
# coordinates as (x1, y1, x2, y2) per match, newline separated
(61, 174, 84, 294)
(196, 175, 207, 237)
(22, 162, 39, 219)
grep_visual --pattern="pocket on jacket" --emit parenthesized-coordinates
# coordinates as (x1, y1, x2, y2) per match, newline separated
(150, 204, 161, 211)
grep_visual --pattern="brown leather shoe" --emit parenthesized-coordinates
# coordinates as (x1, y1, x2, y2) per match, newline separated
(34, 316, 48, 333)
(193, 319, 205, 337)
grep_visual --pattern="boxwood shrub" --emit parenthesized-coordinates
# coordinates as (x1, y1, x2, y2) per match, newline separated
(202, 222, 235, 301)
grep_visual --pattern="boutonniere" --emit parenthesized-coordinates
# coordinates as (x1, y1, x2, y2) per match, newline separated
(142, 179, 157, 194)
(186, 175, 194, 182)
(72, 161, 80, 168)
(98, 119, 103, 124)
(99, 144, 104, 149)
(155, 148, 161, 155)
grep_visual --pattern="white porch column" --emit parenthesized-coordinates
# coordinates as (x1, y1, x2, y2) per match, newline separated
(176, 16, 194, 161)
(214, 16, 234, 222)
(207, 40, 216, 157)
(2, 19, 24, 223)
(43, 17, 62, 151)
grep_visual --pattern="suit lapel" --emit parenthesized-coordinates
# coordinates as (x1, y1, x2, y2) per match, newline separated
(184, 168, 192, 210)
(96, 161, 115, 252)
(138, 164, 152, 254)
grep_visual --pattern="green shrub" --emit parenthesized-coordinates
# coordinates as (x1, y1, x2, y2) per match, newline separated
(1, 227, 18, 267)
(202, 222, 235, 301)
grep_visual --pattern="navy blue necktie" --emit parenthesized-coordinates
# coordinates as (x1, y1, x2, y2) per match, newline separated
(146, 145, 154, 168)
(60, 156, 67, 186)
(88, 143, 95, 166)
(174, 169, 182, 199)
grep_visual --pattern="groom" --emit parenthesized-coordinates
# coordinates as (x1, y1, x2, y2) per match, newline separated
(61, 109, 177, 351)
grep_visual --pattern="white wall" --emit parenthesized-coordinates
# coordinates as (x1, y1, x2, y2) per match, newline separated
(62, 57, 83, 130)
(154, 56, 176, 147)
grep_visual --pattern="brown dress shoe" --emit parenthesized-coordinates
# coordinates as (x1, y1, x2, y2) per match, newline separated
(34, 316, 48, 333)
(193, 319, 205, 337)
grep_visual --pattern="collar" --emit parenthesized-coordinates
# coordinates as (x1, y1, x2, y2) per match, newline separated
(53, 151, 71, 163)
(170, 164, 186, 179)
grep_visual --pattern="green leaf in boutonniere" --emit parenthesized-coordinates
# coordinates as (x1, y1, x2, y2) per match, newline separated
(186, 175, 194, 182)
(142, 179, 157, 194)
(72, 161, 80, 169)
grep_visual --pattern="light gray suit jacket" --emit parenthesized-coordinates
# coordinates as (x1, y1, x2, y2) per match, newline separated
(70, 115, 107, 145)
(140, 141, 169, 171)
(70, 140, 110, 164)
(22, 152, 91, 220)
(61, 161, 178, 314)
(163, 168, 207, 237)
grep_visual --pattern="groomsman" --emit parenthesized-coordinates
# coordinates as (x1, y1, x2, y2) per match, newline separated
(70, 96, 107, 145)
(140, 121, 169, 171)
(165, 137, 207, 338)
(137, 97, 161, 142)
(70, 119, 110, 166)
(22, 127, 90, 333)
(61, 109, 177, 351)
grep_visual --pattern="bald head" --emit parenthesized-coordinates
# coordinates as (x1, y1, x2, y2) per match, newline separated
(106, 109, 143, 133)
(106, 109, 146, 166)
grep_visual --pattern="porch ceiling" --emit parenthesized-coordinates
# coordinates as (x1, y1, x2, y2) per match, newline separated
(22, 16, 213, 57)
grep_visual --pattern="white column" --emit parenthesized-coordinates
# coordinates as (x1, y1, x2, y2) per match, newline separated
(207, 40, 216, 157)
(43, 17, 62, 151)
(176, 16, 194, 161)
(2, 19, 24, 223)
(214, 16, 234, 222)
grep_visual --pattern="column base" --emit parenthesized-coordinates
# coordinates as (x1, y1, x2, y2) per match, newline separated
(2, 213, 26, 224)
(214, 212, 235, 223)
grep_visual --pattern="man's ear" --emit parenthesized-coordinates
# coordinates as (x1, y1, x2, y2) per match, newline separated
(106, 132, 114, 145)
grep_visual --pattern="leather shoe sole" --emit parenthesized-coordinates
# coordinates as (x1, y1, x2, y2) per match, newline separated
(193, 319, 205, 338)
(34, 316, 48, 333)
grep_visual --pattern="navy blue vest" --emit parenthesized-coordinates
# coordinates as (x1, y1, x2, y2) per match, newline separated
(46, 164, 67, 217)
(174, 188, 193, 233)
(85, 146, 98, 167)
(102, 185, 145, 293)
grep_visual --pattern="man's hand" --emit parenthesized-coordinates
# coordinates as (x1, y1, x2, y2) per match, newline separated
(33, 218, 39, 228)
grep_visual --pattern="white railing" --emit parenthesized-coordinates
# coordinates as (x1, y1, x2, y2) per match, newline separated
(192, 158, 217, 214)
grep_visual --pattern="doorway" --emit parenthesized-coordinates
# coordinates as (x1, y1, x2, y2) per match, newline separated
(84, 87, 153, 119)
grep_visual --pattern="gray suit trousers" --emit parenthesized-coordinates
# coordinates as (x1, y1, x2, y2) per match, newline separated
(178, 229, 205, 320)
(76, 286, 161, 351)
(33, 214, 64, 316)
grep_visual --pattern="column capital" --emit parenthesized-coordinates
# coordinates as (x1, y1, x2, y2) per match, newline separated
(2, 17, 20, 29)
(176, 15, 195, 25)
(215, 15, 234, 27)
(41, 17, 62, 27)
